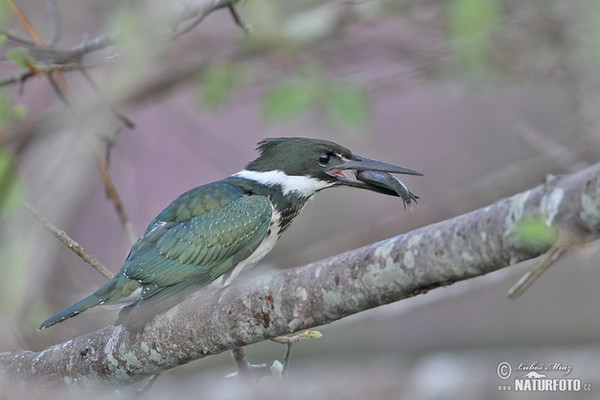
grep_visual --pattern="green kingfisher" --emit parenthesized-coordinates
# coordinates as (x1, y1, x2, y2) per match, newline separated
(39, 137, 422, 330)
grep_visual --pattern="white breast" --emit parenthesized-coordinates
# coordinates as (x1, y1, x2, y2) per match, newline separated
(221, 206, 282, 286)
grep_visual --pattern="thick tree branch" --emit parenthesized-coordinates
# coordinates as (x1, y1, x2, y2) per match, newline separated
(1, 163, 599, 389)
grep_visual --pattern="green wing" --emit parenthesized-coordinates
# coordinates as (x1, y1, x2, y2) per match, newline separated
(113, 182, 272, 325)
(41, 181, 273, 329)
(117, 182, 273, 325)
(125, 199, 271, 286)
(123, 191, 272, 289)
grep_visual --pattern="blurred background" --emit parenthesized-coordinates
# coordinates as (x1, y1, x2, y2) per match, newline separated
(1, 0, 600, 398)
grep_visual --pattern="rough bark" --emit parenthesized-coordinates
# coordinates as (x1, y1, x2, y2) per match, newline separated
(1, 163, 599, 389)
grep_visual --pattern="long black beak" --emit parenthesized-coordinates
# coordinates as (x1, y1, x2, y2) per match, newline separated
(326, 154, 423, 202)
(335, 155, 423, 177)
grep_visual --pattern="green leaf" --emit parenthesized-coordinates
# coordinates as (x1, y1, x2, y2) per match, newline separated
(200, 64, 236, 110)
(0, 34, 7, 48)
(306, 330, 322, 339)
(0, 149, 24, 217)
(516, 217, 558, 248)
(0, 92, 27, 129)
(262, 81, 316, 121)
(448, 0, 500, 73)
(327, 85, 369, 129)
(10, 105, 27, 120)
(0, 1, 7, 30)
(7, 47, 37, 70)
(0, 92, 9, 122)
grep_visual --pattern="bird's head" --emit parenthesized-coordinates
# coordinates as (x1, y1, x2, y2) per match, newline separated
(238, 137, 422, 199)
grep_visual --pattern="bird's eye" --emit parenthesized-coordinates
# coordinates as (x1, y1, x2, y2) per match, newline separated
(319, 153, 331, 165)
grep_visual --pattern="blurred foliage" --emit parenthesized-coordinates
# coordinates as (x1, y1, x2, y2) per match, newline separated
(199, 64, 237, 110)
(262, 77, 369, 130)
(448, 0, 500, 76)
(516, 216, 558, 249)
(237, 1, 368, 130)
(102, 4, 163, 102)
(590, 1, 600, 62)
(0, 148, 23, 217)
(262, 79, 318, 121)
(0, 150, 26, 319)
(0, 1, 6, 29)
(244, 0, 283, 46)
(7, 47, 37, 70)
(0, 92, 27, 130)
(327, 85, 369, 130)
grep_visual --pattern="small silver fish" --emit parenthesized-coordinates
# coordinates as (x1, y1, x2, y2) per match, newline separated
(355, 170, 419, 208)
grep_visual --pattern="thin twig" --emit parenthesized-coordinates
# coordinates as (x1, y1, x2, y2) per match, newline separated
(25, 202, 114, 281)
(66, 33, 119, 62)
(0, 62, 109, 88)
(271, 331, 322, 375)
(90, 134, 137, 246)
(515, 119, 590, 173)
(228, 3, 252, 34)
(80, 68, 135, 129)
(172, 0, 235, 39)
(508, 235, 579, 299)
(135, 373, 160, 395)
(45, 72, 69, 106)
(44, 64, 73, 104)
(8, 0, 45, 46)
(2, 30, 37, 46)
(281, 343, 292, 375)
(8, 0, 73, 103)
(46, 0, 60, 46)
(0, 70, 36, 87)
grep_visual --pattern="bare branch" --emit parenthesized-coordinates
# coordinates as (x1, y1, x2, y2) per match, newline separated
(90, 134, 137, 246)
(0, 62, 109, 88)
(0, 70, 36, 87)
(45, 71, 70, 106)
(171, 0, 238, 39)
(228, 3, 252, 34)
(65, 33, 119, 63)
(46, 0, 60, 47)
(0, 0, 241, 89)
(271, 331, 322, 375)
(8, 0, 45, 46)
(25, 203, 114, 281)
(8, 0, 74, 104)
(508, 234, 579, 299)
(514, 119, 590, 173)
(79, 68, 135, 129)
(2, 163, 598, 389)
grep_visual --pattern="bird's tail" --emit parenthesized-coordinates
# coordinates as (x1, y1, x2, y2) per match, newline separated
(38, 293, 102, 330)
